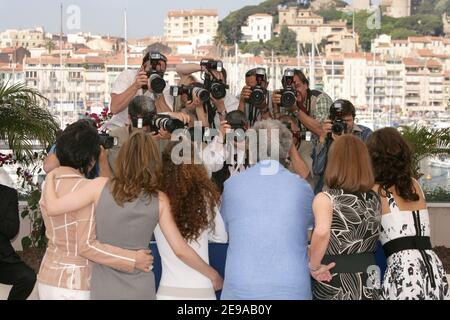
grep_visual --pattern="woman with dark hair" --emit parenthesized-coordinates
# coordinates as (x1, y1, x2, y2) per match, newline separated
(309, 134, 381, 300)
(37, 121, 152, 300)
(42, 131, 223, 300)
(154, 140, 227, 300)
(367, 127, 449, 300)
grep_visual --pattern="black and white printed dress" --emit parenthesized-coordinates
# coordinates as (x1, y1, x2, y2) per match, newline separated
(380, 190, 449, 300)
(313, 189, 382, 300)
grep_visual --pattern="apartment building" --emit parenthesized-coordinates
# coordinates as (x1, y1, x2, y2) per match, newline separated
(276, 6, 356, 49)
(0, 27, 46, 49)
(164, 9, 218, 42)
(0, 63, 24, 84)
(241, 14, 273, 43)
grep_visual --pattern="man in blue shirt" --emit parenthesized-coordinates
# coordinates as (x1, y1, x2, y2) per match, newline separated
(220, 119, 314, 300)
(311, 99, 372, 194)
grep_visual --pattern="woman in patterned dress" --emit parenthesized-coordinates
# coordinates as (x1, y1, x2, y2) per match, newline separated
(367, 127, 449, 300)
(309, 134, 382, 300)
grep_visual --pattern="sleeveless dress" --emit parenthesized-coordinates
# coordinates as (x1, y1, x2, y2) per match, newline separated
(313, 189, 382, 300)
(380, 188, 449, 300)
(154, 208, 228, 300)
(90, 184, 159, 300)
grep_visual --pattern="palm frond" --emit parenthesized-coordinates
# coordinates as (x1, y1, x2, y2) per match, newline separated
(0, 81, 59, 163)
(400, 126, 450, 179)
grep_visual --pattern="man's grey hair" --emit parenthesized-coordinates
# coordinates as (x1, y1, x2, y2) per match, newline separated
(128, 96, 156, 118)
(251, 119, 293, 167)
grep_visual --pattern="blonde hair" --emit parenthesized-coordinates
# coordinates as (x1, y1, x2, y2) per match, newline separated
(111, 131, 161, 206)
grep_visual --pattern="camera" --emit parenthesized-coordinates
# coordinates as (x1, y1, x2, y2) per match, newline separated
(226, 110, 248, 142)
(330, 101, 347, 136)
(99, 132, 118, 149)
(281, 117, 311, 144)
(143, 52, 166, 94)
(201, 60, 229, 100)
(279, 69, 297, 108)
(170, 85, 210, 103)
(247, 68, 267, 106)
(149, 114, 185, 134)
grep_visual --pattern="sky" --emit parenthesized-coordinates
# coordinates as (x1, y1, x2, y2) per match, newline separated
(0, 0, 364, 39)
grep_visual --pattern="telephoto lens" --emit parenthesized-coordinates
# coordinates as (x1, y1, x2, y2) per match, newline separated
(147, 72, 166, 94)
(192, 87, 210, 103)
(331, 119, 347, 135)
(98, 133, 117, 149)
(152, 115, 185, 133)
(226, 110, 247, 143)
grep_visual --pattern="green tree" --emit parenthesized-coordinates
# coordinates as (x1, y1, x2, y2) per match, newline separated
(390, 28, 418, 40)
(279, 25, 297, 56)
(315, 8, 344, 22)
(0, 82, 59, 163)
(45, 40, 56, 54)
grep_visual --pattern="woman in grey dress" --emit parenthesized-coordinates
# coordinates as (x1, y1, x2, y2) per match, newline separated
(44, 131, 223, 300)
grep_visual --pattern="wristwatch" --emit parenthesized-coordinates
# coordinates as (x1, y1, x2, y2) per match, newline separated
(217, 110, 227, 117)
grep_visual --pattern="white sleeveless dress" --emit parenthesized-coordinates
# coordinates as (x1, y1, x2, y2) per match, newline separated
(154, 208, 227, 300)
(379, 186, 449, 300)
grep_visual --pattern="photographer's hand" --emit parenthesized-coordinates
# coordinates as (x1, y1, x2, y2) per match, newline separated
(219, 120, 231, 143)
(239, 86, 252, 102)
(320, 120, 333, 143)
(133, 67, 149, 91)
(98, 146, 112, 178)
(167, 112, 191, 124)
(152, 129, 171, 141)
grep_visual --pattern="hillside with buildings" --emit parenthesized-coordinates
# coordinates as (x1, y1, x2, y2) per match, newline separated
(0, 1, 449, 124)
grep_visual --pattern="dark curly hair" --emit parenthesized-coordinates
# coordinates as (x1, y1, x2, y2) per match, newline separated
(160, 141, 220, 242)
(366, 127, 419, 202)
(56, 120, 100, 175)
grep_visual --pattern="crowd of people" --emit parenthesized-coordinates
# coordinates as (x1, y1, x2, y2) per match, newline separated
(0, 51, 449, 300)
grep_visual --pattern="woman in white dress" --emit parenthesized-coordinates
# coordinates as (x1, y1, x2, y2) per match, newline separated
(154, 141, 228, 300)
(367, 127, 449, 300)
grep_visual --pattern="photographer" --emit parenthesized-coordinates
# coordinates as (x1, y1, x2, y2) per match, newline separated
(106, 95, 189, 176)
(108, 51, 173, 128)
(312, 99, 373, 194)
(176, 61, 239, 129)
(238, 68, 273, 127)
(272, 69, 333, 137)
(202, 110, 250, 192)
(279, 115, 310, 180)
(272, 69, 333, 187)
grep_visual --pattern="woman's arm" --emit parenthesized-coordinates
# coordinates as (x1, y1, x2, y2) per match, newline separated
(309, 193, 335, 281)
(208, 207, 228, 243)
(75, 200, 152, 273)
(158, 191, 223, 291)
(289, 144, 310, 179)
(43, 172, 107, 216)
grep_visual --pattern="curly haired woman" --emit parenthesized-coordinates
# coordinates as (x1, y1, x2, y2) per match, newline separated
(154, 140, 228, 300)
(367, 127, 449, 300)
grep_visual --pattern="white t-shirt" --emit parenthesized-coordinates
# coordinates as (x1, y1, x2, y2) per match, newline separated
(211, 90, 239, 129)
(107, 69, 173, 128)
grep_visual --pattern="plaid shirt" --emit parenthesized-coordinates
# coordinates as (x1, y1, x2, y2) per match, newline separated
(308, 91, 334, 123)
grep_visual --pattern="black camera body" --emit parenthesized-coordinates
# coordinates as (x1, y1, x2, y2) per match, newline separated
(226, 111, 248, 142)
(201, 59, 229, 100)
(330, 101, 347, 136)
(204, 73, 229, 100)
(279, 69, 297, 108)
(247, 68, 267, 106)
(170, 85, 210, 103)
(143, 52, 166, 94)
(99, 132, 118, 150)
